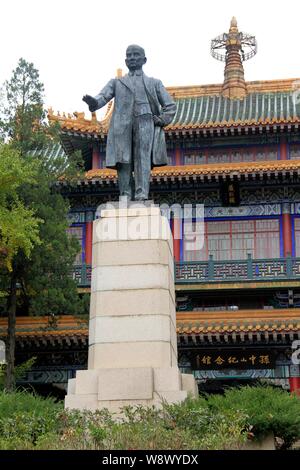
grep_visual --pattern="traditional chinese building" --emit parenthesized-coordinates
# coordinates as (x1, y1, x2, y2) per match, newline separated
(2, 18, 300, 395)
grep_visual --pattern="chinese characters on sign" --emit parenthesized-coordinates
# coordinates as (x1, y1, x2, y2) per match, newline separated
(193, 350, 275, 370)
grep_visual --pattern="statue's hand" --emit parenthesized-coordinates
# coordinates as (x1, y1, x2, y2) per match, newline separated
(82, 95, 98, 112)
(153, 115, 165, 127)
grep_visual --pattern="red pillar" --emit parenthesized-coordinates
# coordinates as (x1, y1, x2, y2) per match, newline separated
(175, 145, 181, 166)
(172, 218, 181, 262)
(92, 146, 100, 170)
(282, 203, 293, 257)
(85, 212, 93, 265)
(280, 137, 288, 160)
(289, 377, 300, 396)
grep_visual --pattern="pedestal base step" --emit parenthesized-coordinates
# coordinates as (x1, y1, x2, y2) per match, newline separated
(65, 366, 198, 413)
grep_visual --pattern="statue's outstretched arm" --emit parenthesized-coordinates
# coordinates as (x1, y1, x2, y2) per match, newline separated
(83, 79, 116, 112)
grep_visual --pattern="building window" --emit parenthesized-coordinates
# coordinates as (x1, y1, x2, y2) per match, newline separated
(182, 145, 278, 165)
(167, 153, 174, 166)
(183, 219, 280, 261)
(66, 225, 84, 264)
(294, 218, 300, 255)
(290, 143, 300, 160)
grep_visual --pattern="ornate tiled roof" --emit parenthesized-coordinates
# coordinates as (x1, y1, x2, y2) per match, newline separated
(48, 78, 300, 135)
(1, 310, 299, 346)
(48, 106, 110, 137)
(82, 160, 300, 183)
(166, 91, 300, 131)
(177, 309, 300, 344)
(0, 316, 88, 347)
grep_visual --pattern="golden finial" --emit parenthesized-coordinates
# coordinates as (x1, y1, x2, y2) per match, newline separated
(231, 17, 237, 28)
(229, 17, 238, 34)
(116, 68, 123, 78)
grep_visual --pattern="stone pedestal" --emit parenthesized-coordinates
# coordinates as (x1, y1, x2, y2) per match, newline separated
(65, 204, 197, 412)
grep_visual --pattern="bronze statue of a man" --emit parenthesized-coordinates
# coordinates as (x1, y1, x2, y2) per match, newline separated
(83, 45, 176, 201)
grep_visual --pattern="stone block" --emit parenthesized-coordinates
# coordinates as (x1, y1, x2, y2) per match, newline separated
(154, 367, 181, 392)
(93, 215, 172, 246)
(65, 394, 98, 411)
(90, 288, 172, 319)
(67, 378, 76, 395)
(153, 390, 188, 405)
(181, 374, 198, 397)
(170, 320, 178, 353)
(89, 314, 172, 345)
(88, 344, 94, 369)
(169, 261, 175, 282)
(75, 369, 99, 395)
(88, 342, 173, 369)
(98, 367, 153, 401)
(91, 264, 170, 292)
(100, 206, 160, 218)
(169, 275, 176, 304)
(171, 347, 178, 366)
(91, 399, 155, 414)
(242, 434, 275, 450)
(92, 239, 171, 267)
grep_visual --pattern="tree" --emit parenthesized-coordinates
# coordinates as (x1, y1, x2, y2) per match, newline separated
(0, 143, 41, 270)
(0, 144, 42, 390)
(1, 58, 54, 155)
(0, 59, 85, 391)
(17, 172, 84, 317)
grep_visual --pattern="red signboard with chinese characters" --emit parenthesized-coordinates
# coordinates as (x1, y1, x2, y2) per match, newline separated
(192, 350, 275, 370)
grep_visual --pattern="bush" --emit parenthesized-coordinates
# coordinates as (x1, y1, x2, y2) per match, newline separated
(0, 357, 37, 391)
(0, 385, 299, 450)
(163, 398, 248, 450)
(205, 385, 300, 449)
(41, 403, 247, 450)
(0, 389, 62, 447)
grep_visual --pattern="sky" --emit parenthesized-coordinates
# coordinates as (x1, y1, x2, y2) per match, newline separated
(1, 0, 300, 117)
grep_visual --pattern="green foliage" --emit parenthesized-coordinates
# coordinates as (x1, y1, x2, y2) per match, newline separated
(18, 180, 82, 316)
(0, 58, 57, 156)
(205, 385, 300, 449)
(0, 357, 37, 391)
(0, 389, 61, 420)
(0, 58, 85, 390)
(15, 357, 37, 381)
(0, 58, 85, 317)
(3, 386, 300, 450)
(0, 391, 248, 450)
(162, 398, 248, 450)
(0, 390, 62, 449)
(0, 143, 41, 269)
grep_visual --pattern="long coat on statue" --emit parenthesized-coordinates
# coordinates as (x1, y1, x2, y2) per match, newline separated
(93, 73, 176, 169)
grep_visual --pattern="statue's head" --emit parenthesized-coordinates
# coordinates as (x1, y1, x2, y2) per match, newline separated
(125, 44, 147, 71)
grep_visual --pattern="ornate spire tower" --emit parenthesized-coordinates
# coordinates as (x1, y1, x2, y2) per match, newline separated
(211, 17, 257, 99)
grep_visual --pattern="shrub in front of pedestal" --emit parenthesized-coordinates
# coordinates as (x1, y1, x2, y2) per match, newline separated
(23, 403, 246, 450)
(52, 404, 246, 450)
(162, 399, 248, 450)
(0, 390, 61, 449)
(0, 388, 274, 450)
(104, 405, 199, 450)
(205, 385, 300, 450)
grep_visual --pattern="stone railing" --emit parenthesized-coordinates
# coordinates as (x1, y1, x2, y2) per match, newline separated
(175, 254, 300, 283)
(73, 255, 300, 286)
(73, 264, 92, 287)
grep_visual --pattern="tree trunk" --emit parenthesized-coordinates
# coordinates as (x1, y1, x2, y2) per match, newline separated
(5, 272, 17, 391)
